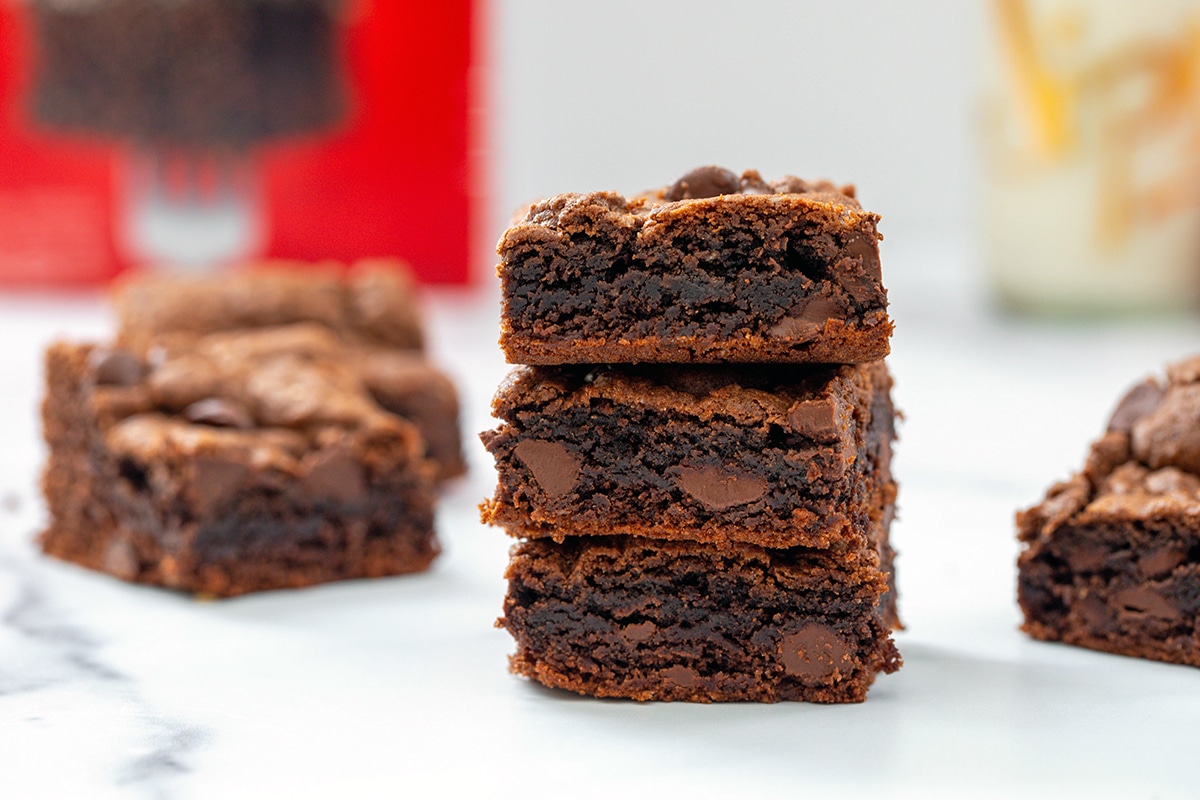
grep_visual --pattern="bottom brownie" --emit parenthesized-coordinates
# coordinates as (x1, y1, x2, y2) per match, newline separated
(500, 535, 900, 703)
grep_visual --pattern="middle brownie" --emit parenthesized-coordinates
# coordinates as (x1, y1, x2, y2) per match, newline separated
(481, 360, 895, 550)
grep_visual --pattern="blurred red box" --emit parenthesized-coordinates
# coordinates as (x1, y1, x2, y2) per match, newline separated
(0, 0, 476, 286)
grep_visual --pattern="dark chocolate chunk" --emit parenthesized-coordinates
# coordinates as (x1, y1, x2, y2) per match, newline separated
(184, 398, 254, 430)
(663, 665, 701, 689)
(1113, 586, 1180, 621)
(90, 348, 143, 386)
(664, 165, 741, 201)
(769, 296, 839, 340)
(1108, 378, 1165, 433)
(1139, 546, 1187, 580)
(781, 624, 852, 680)
(192, 457, 251, 514)
(513, 439, 580, 498)
(1131, 384, 1200, 472)
(788, 398, 839, 442)
(673, 465, 767, 510)
(303, 451, 368, 504)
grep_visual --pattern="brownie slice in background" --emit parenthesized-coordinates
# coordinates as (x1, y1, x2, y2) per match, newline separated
(1018, 356, 1200, 666)
(41, 325, 442, 597)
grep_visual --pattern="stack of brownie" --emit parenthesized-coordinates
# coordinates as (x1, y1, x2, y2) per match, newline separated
(41, 261, 465, 597)
(482, 166, 902, 703)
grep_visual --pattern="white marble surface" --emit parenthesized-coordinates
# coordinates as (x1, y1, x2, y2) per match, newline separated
(3, 244, 1200, 799)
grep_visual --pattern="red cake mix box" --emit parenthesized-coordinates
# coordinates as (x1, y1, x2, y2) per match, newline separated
(0, 0, 478, 286)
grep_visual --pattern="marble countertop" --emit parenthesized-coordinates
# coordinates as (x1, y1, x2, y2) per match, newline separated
(3, 244, 1200, 799)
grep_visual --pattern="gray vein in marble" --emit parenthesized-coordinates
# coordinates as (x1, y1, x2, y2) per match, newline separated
(0, 553, 207, 797)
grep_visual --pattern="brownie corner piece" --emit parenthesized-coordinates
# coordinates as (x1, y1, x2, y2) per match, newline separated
(499, 536, 901, 703)
(40, 330, 440, 597)
(497, 165, 891, 365)
(1017, 359, 1200, 666)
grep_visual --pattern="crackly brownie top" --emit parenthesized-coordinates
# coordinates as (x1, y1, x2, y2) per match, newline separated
(82, 323, 433, 479)
(1021, 354, 1200, 537)
(502, 165, 874, 243)
(493, 362, 887, 444)
(114, 260, 423, 351)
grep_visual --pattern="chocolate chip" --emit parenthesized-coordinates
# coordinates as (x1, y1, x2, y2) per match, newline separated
(674, 465, 766, 510)
(664, 166, 741, 201)
(303, 451, 368, 504)
(1131, 383, 1200, 472)
(771, 175, 812, 195)
(1063, 541, 1109, 574)
(618, 621, 656, 644)
(1113, 586, 1180, 620)
(662, 665, 700, 689)
(90, 348, 143, 386)
(184, 398, 254, 429)
(1139, 545, 1186, 580)
(780, 624, 851, 680)
(769, 296, 839, 340)
(843, 233, 882, 283)
(1108, 379, 1165, 433)
(513, 439, 580, 498)
(739, 170, 772, 195)
(788, 398, 839, 442)
(193, 457, 250, 514)
(1075, 594, 1117, 634)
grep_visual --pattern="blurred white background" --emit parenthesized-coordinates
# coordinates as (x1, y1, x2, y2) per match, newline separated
(485, 0, 983, 263)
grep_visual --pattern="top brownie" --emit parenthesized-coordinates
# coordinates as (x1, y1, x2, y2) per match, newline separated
(497, 166, 890, 365)
(114, 260, 424, 351)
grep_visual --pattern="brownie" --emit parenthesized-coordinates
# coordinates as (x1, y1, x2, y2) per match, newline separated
(114, 261, 425, 352)
(481, 360, 896, 550)
(29, 0, 345, 147)
(499, 527, 901, 703)
(40, 324, 441, 597)
(497, 165, 891, 365)
(1018, 356, 1200, 666)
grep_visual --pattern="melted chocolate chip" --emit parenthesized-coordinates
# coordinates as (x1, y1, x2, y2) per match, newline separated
(780, 624, 851, 680)
(771, 175, 812, 195)
(184, 398, 254, 429)
(1139, 545, 1186, 580)
(90, 348, 143, 386)
(674, 465, 766, 510)
(769, 296, 839, 340)
(844, 233, 882, 283)
(618, 621, 656, 644)
(664, 166, 741, 201)
(788, 399, 839, 442)
(513, 439, 580, 498)
(303, 451, 368, 504)
(1113, 586, 1180, 620)
(193, 457, 250, 514)
(662, 665, 700, 689)
(1108, 379, 1165, 433)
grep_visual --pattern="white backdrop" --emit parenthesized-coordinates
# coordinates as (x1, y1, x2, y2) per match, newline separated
(483, 0, 982, 272)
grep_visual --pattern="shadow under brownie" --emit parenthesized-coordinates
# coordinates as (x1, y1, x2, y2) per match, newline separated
(497, 166, 891, 365)
(41, 325, 440, 597)
(1018, 356, 1200, 666)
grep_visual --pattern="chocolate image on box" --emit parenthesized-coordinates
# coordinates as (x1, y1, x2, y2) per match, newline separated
(1018, 355, 1200, 666)
(40, 325, 443, 597)
(481, 360, 896, 550)
(500, 527, 901, 704)
(497, 166, 891, 365)
(28, 0, 346, 147)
